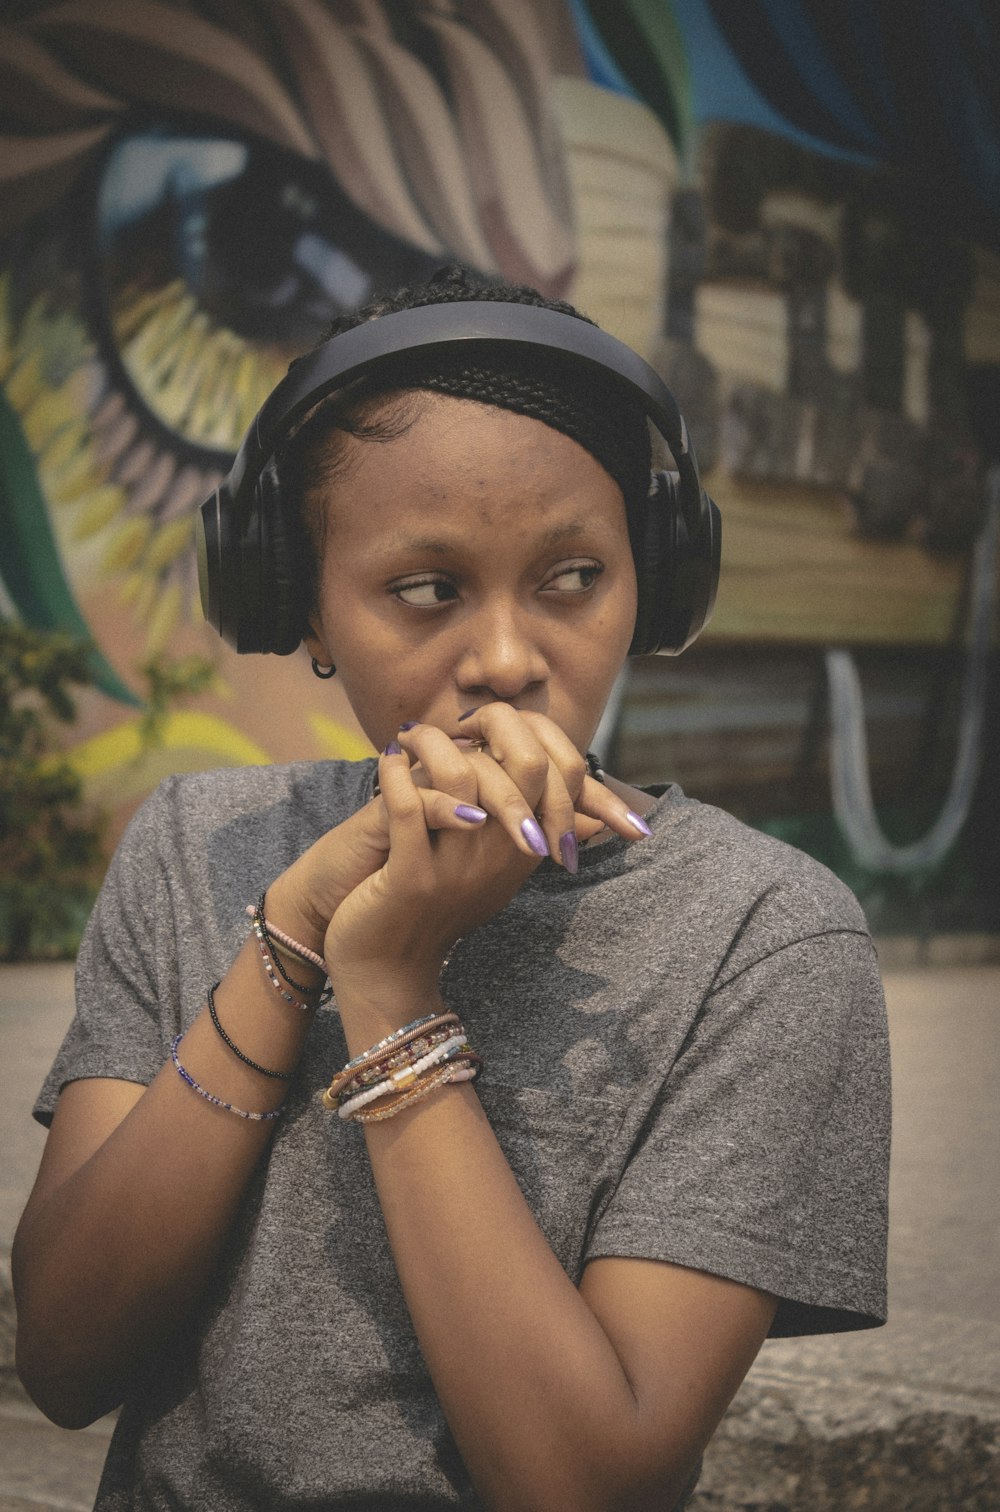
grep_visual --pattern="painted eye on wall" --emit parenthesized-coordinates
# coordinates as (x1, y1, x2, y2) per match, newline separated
(94, 130, 442, 457)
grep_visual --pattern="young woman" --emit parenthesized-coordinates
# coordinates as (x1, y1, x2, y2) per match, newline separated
(14, 268, 890, 1511)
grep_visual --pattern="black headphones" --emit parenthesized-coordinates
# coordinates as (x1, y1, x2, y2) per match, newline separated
(197, 301, 721, 657)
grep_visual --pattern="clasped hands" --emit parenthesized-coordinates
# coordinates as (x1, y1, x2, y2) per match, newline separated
(269, 706, 650, 1001)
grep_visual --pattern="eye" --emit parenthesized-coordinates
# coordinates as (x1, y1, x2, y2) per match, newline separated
(392, 578, 458, 607)
(544, 562, 604, 592)
(93, 128, 442, 457)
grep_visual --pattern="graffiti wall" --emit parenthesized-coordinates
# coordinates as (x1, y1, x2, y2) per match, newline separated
(1, 1, 997, 928)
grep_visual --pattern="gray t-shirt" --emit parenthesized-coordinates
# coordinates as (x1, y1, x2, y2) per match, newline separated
(35, 760, 890, 1509)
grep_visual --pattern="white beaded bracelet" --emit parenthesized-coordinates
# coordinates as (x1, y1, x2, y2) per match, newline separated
(337, 1035, 471, 1120)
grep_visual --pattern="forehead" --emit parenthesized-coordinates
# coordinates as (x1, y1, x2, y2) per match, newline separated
(319, 391, 625, 535)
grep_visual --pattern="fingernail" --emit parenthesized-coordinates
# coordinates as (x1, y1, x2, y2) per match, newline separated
(398, 720, 418, 731)
(383, 740, 402, 756)
(520, 817, 549, 857)
(626, 811, 652, 837)
(559, 831, 579, 874)
(457, 706, 480, 721)
(455, 804, 488, 824)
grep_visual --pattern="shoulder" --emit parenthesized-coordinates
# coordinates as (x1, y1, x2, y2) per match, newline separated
(640, 788, 873, 974)
(128, 757, 374, 843)
(152, 756, 374, 822)
(106, 758, 376, 896)
(653, 788, 867, 923)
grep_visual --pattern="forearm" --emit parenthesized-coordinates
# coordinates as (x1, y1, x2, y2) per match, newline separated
(13, 934, 316, 1426)
(336, 994, 664, 1512)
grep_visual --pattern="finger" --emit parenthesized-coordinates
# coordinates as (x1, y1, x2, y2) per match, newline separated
(376, 742, 434, 873)
(573, 774, 654, 843)
(458, 708, 586, 870)
(396, 723, 482, 804)
(459, 749, 552, 861)
(463, 708, 653, 847)
(394, 721, 547, 861)
(454, 703, 552, 809)
(514, 714, 588, 872)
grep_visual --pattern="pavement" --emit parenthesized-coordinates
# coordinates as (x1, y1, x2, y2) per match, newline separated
(0, 956, 998, 1510)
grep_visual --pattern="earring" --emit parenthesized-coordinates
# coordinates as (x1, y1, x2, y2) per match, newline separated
(311, 658, 336, 679)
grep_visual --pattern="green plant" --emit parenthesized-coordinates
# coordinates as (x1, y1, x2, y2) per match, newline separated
(136, 652, 219, 757)
(0, 624, 106, 961)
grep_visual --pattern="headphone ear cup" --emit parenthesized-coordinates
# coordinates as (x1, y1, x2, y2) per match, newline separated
(629, 471, 721, 655)
(628, 471, 676, 657)
(254, 459, 305, 655)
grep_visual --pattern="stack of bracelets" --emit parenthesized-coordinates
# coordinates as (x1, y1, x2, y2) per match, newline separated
(245, 895, 332, 1010)
(171, 895, 331, 1122)
(322, 1010, 482, 1124)
(171, 900, 480, 1126)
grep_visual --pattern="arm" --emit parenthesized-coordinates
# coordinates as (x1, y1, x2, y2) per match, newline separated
(12, 783, 490, 1427)
(357, 1071, 775, 1512)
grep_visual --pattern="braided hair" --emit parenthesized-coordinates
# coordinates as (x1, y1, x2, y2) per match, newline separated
(280, 266, 653, 615)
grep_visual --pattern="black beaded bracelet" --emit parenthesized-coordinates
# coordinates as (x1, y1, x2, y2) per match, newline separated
(207, 981, 296, 1081)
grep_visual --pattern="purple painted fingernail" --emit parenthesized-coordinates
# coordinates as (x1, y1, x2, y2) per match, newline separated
(398, 720, 418, 731)
(383, 740, 402, 756)
(455, 804, 488, 824)
(559, 831, 579, 874)
(520, 817, 549, 857)
(626, 811, 652, 837)
(457, 706, 480, 721)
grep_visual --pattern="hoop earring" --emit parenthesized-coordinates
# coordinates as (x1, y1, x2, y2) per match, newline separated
(311, 658, 336, 679)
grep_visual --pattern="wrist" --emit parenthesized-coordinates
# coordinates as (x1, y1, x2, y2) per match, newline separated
(331, 972, 446, 1056)
(263, 875, 329, 962)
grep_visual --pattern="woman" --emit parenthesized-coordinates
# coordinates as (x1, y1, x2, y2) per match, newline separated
(14, 268, 890, 1510)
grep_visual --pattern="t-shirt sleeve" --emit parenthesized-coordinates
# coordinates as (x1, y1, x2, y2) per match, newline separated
(32, 786, 177, 1127)
(585, 928, 890, 1335)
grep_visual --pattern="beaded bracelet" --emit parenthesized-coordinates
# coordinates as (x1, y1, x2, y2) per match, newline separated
(259, 900, 327, 972)
(331, 1023, 460, 1102)
(338, 1011, 457, 1077)
(207, 982, 295, 1081)
(350, 1059, 480, 1125)
(171, 1034, 284, 1122)
(321, 1012, 461, 1110)
(250, 898, 326, 998)
(250, 914, 320, 1011)
(336, 1036, 473, 1120)
(247, 896, 328, 974)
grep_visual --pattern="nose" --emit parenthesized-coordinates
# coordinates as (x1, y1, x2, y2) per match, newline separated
(454, 599, 549, 703)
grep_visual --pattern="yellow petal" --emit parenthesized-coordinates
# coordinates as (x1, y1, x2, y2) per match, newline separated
(72, 485, 127, 538)
(145, 580, 183, 654)
(4, 350, 44, 413)
(143, 516, 193, 572)
(101, 514, 153, 572)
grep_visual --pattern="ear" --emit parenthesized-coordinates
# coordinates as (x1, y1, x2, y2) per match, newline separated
(303, 617, 333, 666)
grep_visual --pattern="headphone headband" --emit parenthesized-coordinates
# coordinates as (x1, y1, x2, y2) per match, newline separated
(228, 302, 704, 538)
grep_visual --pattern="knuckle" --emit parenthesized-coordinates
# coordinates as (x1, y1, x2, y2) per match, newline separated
(499, 791, 532, 820)
(392, 792, 424, 823)
(563, 752, 587, 790)
(515, 751, 549, 788)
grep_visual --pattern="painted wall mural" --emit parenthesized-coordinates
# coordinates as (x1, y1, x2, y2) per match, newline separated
(1, 0, 998, 927)
(0, 0, 679, 830)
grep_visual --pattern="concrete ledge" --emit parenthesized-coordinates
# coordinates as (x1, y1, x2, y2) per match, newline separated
(694, 1392, 999, 1510)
